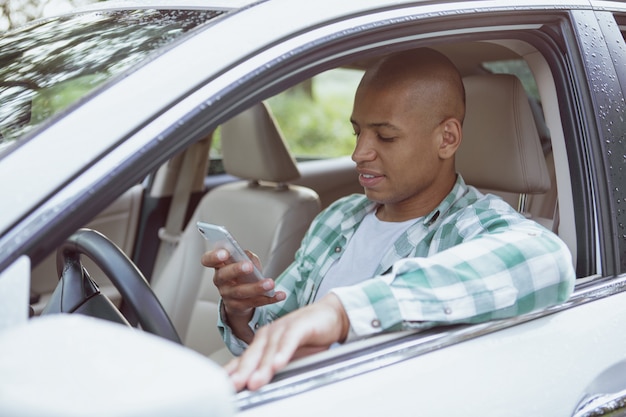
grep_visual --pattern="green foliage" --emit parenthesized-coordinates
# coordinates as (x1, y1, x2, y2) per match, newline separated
(267, 68, 362, 158)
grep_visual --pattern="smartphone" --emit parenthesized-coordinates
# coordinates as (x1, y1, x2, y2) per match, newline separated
(196, 221, 274, 296)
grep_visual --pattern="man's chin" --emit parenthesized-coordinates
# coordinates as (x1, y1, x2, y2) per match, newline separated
(363, 189, 388, 204)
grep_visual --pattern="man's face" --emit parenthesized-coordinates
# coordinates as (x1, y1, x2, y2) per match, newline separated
(350, 79, 447, 213)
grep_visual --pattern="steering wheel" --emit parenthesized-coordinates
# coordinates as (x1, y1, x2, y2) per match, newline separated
(44, 228, 181, 344)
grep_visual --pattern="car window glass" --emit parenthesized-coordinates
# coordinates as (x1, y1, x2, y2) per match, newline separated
(269, 67, 363, 158)
(0, 8, 224, 155)
(210, 67, 363, 168)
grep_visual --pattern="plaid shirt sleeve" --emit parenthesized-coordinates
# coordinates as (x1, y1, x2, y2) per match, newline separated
(332, 201, 576, 342)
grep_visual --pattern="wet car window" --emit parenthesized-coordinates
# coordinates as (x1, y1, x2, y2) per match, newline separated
(0, 8, 223, 154)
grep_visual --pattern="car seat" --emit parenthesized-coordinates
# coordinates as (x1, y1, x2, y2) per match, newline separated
(151, 102, 321, 360)
(457, 73, 553, 228)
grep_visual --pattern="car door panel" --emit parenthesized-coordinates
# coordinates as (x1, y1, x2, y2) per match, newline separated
(239, 282, 626, 416)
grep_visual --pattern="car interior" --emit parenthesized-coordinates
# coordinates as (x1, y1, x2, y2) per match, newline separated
(30, 37, 577, 365)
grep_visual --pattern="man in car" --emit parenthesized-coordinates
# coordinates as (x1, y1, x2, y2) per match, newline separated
(201, 47, 576, 391)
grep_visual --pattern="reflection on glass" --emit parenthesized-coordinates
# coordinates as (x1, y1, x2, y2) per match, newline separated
(0, 8, 223, 154)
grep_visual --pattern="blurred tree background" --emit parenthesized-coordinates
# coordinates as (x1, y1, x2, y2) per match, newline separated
(0, 0, 100, 31)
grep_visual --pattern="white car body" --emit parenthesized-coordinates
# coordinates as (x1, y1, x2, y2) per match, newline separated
(1, 0, 626, 416)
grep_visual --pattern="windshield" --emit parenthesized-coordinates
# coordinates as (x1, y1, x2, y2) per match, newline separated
(0, 8, 224, 155)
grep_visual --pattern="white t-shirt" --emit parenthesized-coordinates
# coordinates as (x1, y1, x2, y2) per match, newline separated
(314, 211, 418, 301)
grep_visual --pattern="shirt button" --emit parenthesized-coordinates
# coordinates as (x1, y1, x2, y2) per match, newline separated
(444, 307, 452, 315)
(254, 323, 260, 330)
(371, 319, 381, 328)
(334, 246, 342, 253)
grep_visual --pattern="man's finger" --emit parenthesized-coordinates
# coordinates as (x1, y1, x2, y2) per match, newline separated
(201, 248, 229, 267)
(227, 330, 272, 391)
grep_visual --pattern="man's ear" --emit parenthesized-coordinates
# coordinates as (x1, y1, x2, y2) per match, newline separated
(439, 118, 462, 159)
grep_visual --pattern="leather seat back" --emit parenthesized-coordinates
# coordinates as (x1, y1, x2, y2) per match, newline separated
(152, 102, 321, 357)
(458, 74, 553, 226)
(458, 73, 550, 194)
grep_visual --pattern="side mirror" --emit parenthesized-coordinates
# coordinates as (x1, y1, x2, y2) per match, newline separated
(0, 315, 236, 417)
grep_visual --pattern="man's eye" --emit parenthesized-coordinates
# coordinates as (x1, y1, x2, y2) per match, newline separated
(378, 135, 395, 142)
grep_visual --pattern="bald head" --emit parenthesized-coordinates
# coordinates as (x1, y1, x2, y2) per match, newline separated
(358, 48, 465, 126)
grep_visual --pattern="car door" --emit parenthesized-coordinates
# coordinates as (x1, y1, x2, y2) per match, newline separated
(4, 1, 626, 415)
(198, 2, 626, 415)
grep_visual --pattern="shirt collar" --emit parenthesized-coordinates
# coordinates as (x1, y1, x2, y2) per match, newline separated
(421, 174, 469, 227)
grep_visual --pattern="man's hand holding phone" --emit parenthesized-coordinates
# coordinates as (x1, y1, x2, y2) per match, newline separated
(198, 222, 286, 343)
(197, 222, 274, 296)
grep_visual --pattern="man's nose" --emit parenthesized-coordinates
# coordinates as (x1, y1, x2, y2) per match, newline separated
(351, 132, 376, 163)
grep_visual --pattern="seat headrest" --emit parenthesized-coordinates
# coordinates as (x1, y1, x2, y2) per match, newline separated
(457, 74, 550, 194)
(221, 102, 300, 183)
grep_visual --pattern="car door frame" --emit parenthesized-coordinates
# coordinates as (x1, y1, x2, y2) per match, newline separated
(178, 2, 626, 413)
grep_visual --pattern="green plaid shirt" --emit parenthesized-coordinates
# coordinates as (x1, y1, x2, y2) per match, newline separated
(219, 175, 575, 355)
